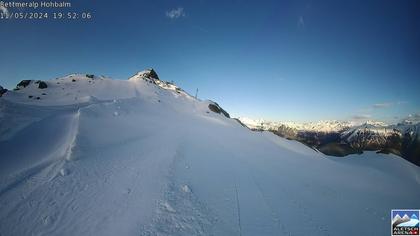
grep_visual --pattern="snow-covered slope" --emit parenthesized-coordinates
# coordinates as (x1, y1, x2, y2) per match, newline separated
(1, 70, 419, 236)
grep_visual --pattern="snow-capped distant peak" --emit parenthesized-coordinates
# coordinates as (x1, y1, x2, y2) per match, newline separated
(400, 114, 420, 125)
(362, 120, 387, 127)
(237, 117, 353, 132)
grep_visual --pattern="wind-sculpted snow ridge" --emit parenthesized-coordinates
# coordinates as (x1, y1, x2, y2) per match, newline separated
(1, 69, 420, 236)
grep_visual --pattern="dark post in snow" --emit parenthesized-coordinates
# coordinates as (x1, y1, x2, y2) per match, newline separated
(195, 88, 198, 99)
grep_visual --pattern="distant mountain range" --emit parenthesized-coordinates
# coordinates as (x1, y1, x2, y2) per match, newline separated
(238, 117, 420, 166)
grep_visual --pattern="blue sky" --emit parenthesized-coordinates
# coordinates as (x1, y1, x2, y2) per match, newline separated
(0, 0, 419, 122)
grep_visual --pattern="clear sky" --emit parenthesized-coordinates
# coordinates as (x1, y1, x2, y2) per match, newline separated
(1, 0, 419, 122)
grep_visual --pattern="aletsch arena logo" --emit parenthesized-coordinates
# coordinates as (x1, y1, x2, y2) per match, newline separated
(392, 210, 420, 236)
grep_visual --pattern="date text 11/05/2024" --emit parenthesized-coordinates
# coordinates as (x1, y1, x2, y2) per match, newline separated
(0, 12, 92, 20)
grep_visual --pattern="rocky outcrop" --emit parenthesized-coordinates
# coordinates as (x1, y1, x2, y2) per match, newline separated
(0, 86, 7, 97)
(135, 68, 159, 81)
(38, 81, 48, 89)
(15, 80, 32, 90)
(145, 69, 159, 80)
(129, 69, 161, 85)
(208, 102, 230, 118)
(14, 80, 48, 89)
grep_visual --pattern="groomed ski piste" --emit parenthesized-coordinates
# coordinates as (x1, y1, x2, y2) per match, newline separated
(0, 70, 419, 236)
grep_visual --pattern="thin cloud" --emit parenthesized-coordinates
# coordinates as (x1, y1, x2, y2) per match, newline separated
(372, 101, 408, 109)
(373, 102, 393, 109)
(298, 16, 305, 28)
(352, 114, 371, 120)
(166, 7, 185, 19)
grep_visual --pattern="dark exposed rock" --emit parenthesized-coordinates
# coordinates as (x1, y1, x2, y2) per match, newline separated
(38, 81, 48, 89)
(86, 74, 94, 79)
(208, 102, 230, 118)
(133, 69, 160, 84)
(146, 69, 159, 80)
(16, 80, 32, 89)
(72, 79, 76, 82)
(400, 126, 420, 166)
(208, 104, 219, 113)
(274, 125, 299, 139)
(0, 86, 7, 97)
(318, 143, 360, 157)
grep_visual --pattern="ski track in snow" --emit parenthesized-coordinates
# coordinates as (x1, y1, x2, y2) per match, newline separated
(140, 144, 218, 236)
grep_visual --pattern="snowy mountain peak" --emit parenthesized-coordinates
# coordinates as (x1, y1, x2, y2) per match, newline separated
(1, 69, 235, 123)
(400, 114, 420, 125)
(129, 68, 160, 81)
(362, 120, 387, 127)
(1, 69, 201, 106)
